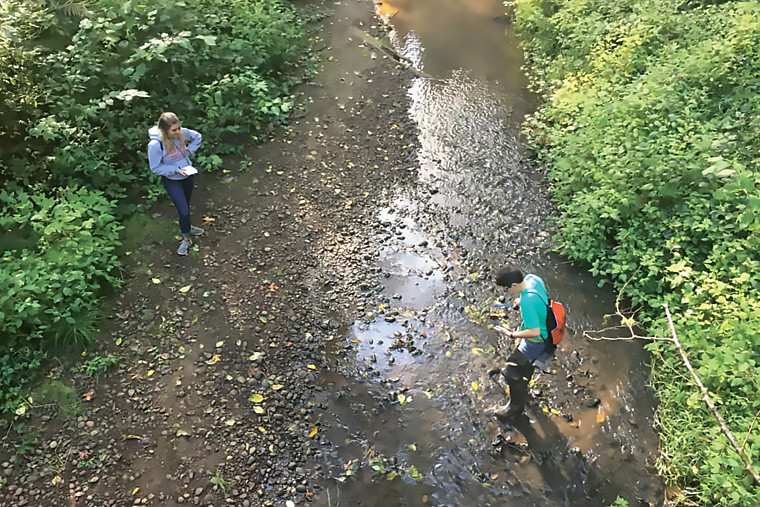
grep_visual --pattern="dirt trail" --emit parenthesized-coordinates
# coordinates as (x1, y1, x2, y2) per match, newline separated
(0, 2, 421, 506)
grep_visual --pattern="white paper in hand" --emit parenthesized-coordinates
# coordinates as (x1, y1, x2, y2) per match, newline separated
(182, 166, 198, 175)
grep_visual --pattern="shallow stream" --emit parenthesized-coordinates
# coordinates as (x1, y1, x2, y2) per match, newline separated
(312, 1, 663, 506)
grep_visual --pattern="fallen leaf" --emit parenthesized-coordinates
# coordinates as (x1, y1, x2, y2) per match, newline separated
(253, 406, 265, 414)
(206, 354, 221, 365)
(151, 278, 161, 284)
(202, 216, 215, 222)
(179, 285, 191, 293)
(115, 337, 123, 346)
(225, 419, 236, 426)
(268, 282, 279, 292)
(307, 364, 317, 370)
(176, 429, 189, 437)
(147, 369, 154, 377)
(83, 391, 94, 401)
(260, 316, 268, 323)
(308, 427, 319, 438)
(271, 384, 284, 390)
(51, 475, 63, 486)
(132, 487, 139, 495)
(471, 382, 479, 391)
(121, 434, 141, 440)
(249, 352, 263, 361)
(215, 340, 224, 348)
(398, 394, 408, 405)
(250, 394, 264, 403)
(596, 413, 606, 424)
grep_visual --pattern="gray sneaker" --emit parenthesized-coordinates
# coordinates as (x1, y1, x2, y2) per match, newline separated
(189, 226, 204, 236)
(177, 239, 192, 255)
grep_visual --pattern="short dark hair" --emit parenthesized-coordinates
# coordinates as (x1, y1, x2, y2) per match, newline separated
(495, 266, 524, 287)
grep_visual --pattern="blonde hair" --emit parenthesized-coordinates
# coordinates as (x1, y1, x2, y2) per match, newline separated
(157, 112, 185, 152)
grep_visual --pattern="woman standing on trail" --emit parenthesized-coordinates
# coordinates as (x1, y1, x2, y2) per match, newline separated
(148, 112, 204, 256)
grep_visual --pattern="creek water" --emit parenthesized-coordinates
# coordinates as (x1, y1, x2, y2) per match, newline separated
(312, 1, 663, 506)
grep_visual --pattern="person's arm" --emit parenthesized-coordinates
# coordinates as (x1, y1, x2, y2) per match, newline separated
(148, 140, 179, 176)
(182, 128, 202, 154)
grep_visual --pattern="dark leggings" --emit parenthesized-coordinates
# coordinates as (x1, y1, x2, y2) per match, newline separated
(162, 176, 194, 236)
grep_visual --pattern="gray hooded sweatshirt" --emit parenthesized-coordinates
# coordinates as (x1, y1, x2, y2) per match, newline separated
(147, 126, 202, 180)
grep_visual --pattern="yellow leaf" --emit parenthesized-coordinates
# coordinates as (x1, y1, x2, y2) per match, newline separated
(215, 340, 224, 348)
(202, 216, 215, 222)
(206, 354, 221, 365)
(250, 394, 264, 403)
(307, 364, 316, 370)
(253, 406, 265, 414)
(551, 408, 560, 416)
(147, 370, 154, 377)
(596, 413, 606, 424)
(51, 475, 63, 486)
(471, 382, 479, 391)
(328, 55, 334, 61)
(258, 426, 267, 433)
(225, 419, 236, 426)
(179, 285, 191, 293)
(132, 487, 140, 495)
(308, 427, 319, 438)
(115, 337, 123, 346)
(398, 394, 407, 405)
(542, 406, 549, 413)
(151, 278, 161, 284)
(271, 384, 284, 390)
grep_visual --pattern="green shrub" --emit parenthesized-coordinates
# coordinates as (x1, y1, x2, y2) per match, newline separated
(1, 0, 307, 201)
(513, 0, 760, 503)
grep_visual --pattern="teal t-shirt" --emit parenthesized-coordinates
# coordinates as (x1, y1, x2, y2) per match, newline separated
(517, 274, 548, 361)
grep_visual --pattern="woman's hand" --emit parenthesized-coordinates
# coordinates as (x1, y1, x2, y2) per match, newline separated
(177, 167, 187, 176)
(494, 326, 514, 339)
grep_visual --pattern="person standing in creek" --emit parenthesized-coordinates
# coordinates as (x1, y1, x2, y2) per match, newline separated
(148, 112, 204, 255)
(488, 266, 551, 421)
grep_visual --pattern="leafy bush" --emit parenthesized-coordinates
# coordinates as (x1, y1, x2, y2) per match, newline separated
(0, 187, 122, 413)
(1, 0, 307, 202)
(513, 0, 760, 503)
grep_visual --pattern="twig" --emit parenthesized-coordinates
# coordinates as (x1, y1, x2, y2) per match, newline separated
(662, 304, 760, 487)
(742, 408, 760, 451)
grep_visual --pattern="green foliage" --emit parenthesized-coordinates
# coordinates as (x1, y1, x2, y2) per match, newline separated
(0, 187, 121, 414)
(0, 0, 306, 200)
(513, 0, 760, 503)
(74, 354, 118, 377)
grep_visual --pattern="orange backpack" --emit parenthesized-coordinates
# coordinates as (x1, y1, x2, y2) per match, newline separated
(545, 299, 567, 346)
